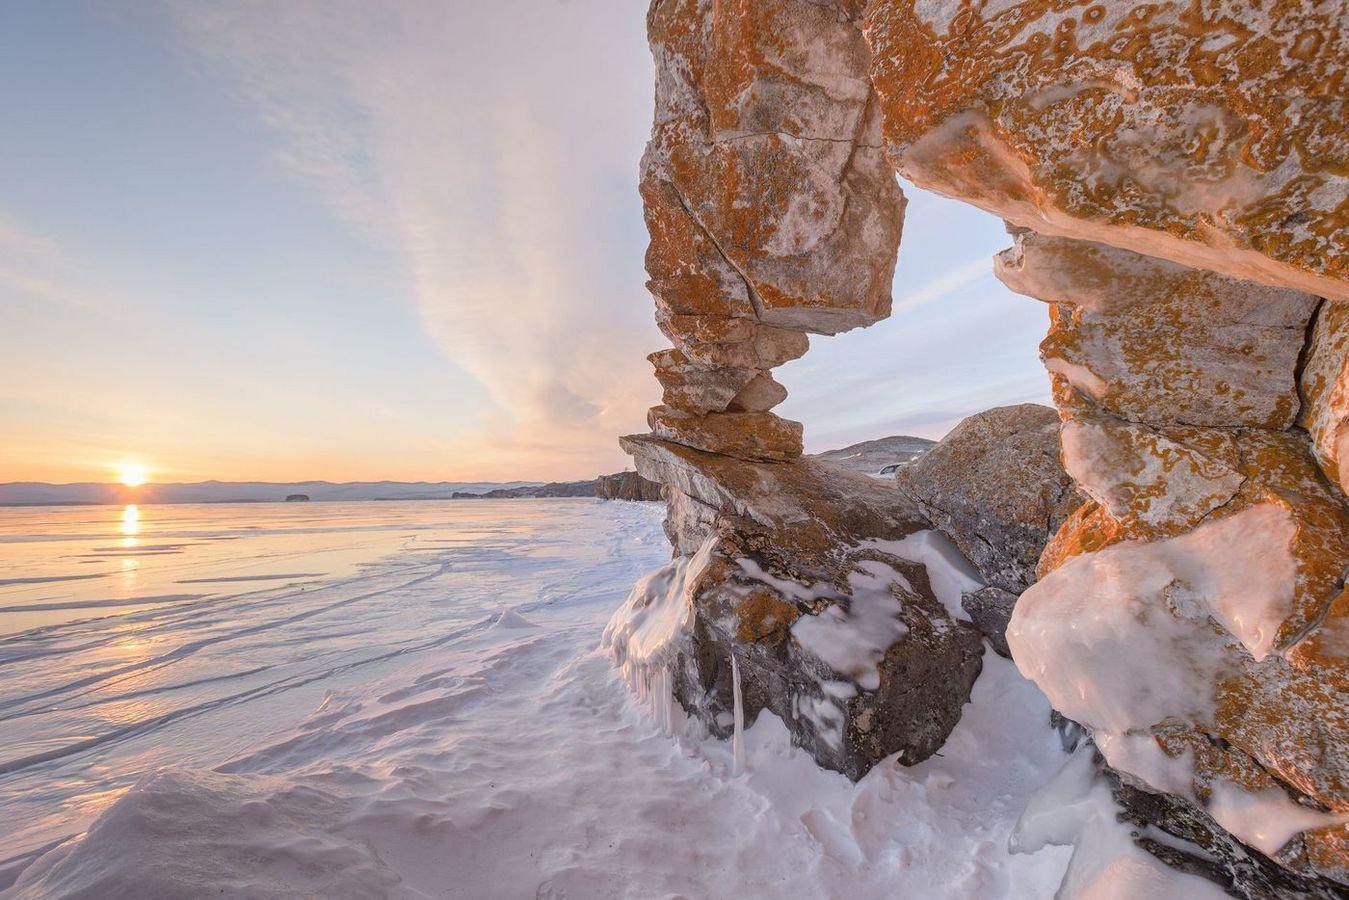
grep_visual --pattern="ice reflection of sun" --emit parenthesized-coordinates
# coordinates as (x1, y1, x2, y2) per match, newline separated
(121, 504, 141, 537)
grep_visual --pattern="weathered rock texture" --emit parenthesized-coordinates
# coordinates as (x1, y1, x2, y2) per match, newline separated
(999, 232, 1349, 893)
(865, 0, 1349, 302)
(620, 434, 983, 780)
(640, 0, 904, 458)
(895, 403, 1081, 594)
(1301, 301, 1349, 496)
(622, 0, 990, 784)
(892, 403, 1083, 659)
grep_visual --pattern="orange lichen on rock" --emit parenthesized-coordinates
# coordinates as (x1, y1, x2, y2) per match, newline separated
(637, 0, 904, 459)
(866, 0, 1349, 300)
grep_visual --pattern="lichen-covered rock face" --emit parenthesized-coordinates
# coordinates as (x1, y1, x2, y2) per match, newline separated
(638, 0, 905, 459)
(614, 434, 984, 780)
(895, 403, 1082, 594)
(1299, 300, 1349, 495)
(998, 233, 1320, 429)
(864, 1, 1349, 302)
(1002, 231, 1349, 891)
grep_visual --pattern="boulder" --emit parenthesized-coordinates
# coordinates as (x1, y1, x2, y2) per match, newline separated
(960, 586, 1017, 660)
(895, 404, 1082, 594)
(611, 434, 984, 781)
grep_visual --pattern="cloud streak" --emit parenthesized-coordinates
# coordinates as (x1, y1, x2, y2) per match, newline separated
(164, 0, 661, 475)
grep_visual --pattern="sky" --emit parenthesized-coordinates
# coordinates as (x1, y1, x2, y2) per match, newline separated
(0, 1, 1052, 485)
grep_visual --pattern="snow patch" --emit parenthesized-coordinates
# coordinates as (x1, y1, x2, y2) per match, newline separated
(862, 529, 984, 621)
(1012, 750, 1231, 900)
(790, 558, 911, 691)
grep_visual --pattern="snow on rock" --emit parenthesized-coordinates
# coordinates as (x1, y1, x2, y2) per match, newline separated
(1011, 502, 1296, 736)
(1012, 750, 1231, 900)
(862, 530, 984, 622)
(1206, 781, 1349, 859)
(617, 435, 984, 780)
(789, 558, 911, 691)
(600, 533, 717, 720)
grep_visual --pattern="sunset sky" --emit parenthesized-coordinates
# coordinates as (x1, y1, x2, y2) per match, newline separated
(0, 1, 1051, 485)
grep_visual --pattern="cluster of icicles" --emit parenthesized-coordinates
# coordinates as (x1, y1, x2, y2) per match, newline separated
(600, 534, 746, 775)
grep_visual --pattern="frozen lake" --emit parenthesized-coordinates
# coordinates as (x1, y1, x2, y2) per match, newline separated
(0, 499, 1079, 899)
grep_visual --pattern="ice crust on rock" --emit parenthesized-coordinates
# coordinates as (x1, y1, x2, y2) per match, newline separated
(1010, 503, 1298, 735)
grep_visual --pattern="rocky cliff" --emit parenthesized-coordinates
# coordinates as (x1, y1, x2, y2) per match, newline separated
(595, 472, 664, 502)
(613, 1, 1347, 895)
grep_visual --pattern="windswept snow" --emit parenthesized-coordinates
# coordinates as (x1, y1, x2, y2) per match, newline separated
(0, 499, 1180, 899)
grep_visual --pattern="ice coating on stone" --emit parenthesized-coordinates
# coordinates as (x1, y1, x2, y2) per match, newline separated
(1009, 503, 1308, 824)
(730, 651, 745, 776)
(1206, 781, 1349, 857)
(862, 530, 983, 621)
(601, 533, 717, 701)
(1012, 750, 1231, 900)
(790, 559, 911, 692)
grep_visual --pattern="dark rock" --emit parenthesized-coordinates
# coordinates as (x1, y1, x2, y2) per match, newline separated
(619, 434, 985, 781)
(595, 471, 664, 502)
(961, 586, 1018, 658)
(1103, 765, 1349, 899)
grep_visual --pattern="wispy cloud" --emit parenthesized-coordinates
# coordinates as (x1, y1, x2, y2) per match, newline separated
(0, 211, 99, 308)
(163, 0, 660, 474)
(891, 258, 992, 314)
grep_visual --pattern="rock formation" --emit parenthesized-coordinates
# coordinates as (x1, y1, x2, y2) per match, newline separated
(595, 471, 664, 502)
(617, 0, 1348, 892)
(617, 0, 992, 781)
(864, 0, 1348, 302)
(896, 404, 1081, 595)
(614, 436, 983, 780)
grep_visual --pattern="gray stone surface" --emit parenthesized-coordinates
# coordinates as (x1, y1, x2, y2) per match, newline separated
(895, 404, 1083, 594)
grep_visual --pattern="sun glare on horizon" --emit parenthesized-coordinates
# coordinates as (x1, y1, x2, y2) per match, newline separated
(117, 463, 150, 487)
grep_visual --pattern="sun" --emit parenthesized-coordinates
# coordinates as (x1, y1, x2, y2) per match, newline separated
(117, 463, 150, 488)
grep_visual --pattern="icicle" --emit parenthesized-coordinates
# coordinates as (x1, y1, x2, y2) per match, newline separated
(730, 651, 745, 775)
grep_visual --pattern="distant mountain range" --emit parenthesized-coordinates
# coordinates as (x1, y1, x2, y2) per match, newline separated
(0, 480, 552, 507)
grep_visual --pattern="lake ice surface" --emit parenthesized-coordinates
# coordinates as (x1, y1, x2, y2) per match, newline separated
(0, 499, 1086, 898)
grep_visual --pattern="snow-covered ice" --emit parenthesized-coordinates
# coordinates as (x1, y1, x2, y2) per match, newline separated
(0, 498, 1210, 898)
